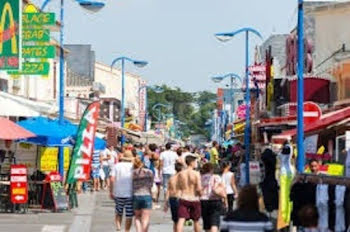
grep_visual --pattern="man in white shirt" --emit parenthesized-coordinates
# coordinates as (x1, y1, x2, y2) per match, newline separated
(160, 143, 178, 198)
(110, 150, 134, 232)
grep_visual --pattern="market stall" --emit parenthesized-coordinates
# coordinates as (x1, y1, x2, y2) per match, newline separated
(12, 116, 106, 209)
(0, 117, 35, 212)
(270, 107, 350, 231)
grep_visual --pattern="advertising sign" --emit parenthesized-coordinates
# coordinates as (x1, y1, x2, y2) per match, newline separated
(40, 147, 70, 172)
(8, 62, 50, 75)
(249, 161, 261, 185)
(245, 64, 266, 90)
(10, 164, 28, 204)
(23, 29, 50, 42)
(0, 0, 21, 70)
(139, 80, 147, 130)
(67, 101, 100, 183)
(22, 13, 55, 26)
(304, 135, 318, 154)
(41, 172, 69, 211)
(22, 45, 56, 58)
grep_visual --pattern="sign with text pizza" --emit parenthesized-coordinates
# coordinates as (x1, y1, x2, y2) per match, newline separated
(0, 0, 21, 70)
(8, 62, 50, 75)
(66, 101, 100, 184)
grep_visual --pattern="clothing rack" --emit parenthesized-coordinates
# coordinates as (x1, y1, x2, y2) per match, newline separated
(295, 173, 350, 187)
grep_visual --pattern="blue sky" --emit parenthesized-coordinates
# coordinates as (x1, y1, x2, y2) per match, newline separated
(44, 0, 297, 92)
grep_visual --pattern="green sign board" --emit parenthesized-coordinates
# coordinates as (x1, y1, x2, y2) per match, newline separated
(22, 45, 56, 58)
(8, 62, 50, 75)
(23, 13, 55, 26)
(23, 29, 50, 42)
(0, 0, 21, 70)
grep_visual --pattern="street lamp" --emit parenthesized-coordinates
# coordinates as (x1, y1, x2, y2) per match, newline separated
(215, 27, 262, 185)
(111, 57, 148, 146)
(297, 0, 305, 172)
(211, 73, 242, 123)
(138, 86, 164, 132)
(41, 0, 105, 178)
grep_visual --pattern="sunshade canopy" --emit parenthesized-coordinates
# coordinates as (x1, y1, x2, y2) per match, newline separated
(0, 117, 36, 140)
(17, 117, 106, 150)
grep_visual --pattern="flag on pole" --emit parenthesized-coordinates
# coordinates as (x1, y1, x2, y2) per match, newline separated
(66, 101, 100, 184)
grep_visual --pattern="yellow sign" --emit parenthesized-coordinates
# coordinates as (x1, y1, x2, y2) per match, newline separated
(0, 2, 18, 54)
(40, 147, 70, 172)
(327, 164, 344, 176)
(12, 188, 26, 195)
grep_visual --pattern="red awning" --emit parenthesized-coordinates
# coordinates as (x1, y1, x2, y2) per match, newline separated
(272, 106, 350, 144)
(0, 117, 35, 140)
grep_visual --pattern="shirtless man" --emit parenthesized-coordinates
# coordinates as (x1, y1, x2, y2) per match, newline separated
(176, 155, 202, 232)
(164, 162, 184, 232)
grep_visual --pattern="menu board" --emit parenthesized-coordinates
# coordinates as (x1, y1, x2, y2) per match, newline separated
(50, 182, 69, 211)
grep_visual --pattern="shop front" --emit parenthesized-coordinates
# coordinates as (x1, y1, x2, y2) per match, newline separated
(0, 116, 106, 213)
(270, 106, 350, 230)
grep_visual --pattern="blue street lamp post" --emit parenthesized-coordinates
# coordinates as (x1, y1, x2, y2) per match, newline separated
(297, 0, 305, 172)
(212, 73, 242, 123)
(41, 0, 105, 178)
(215, 28, 262, 185)
(111, 57, 148, 146)
(138, 86, 163, 132)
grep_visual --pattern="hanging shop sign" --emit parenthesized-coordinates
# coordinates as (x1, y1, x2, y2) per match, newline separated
(8, 62, 50, 75)
(22, 45, 56, 58)
(0, 0, 22, 70)
(67, 101, 100, 183)
(22, 13, 55, 26)
(10, 164, 28, 204)
(22, 29, 50, 42)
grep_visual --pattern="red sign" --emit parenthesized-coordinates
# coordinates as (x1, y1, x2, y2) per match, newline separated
(242, 64, 266, 89)
(10, 165, 28, 204)
(45, 171, 62, 182)
(303, 102, 322, 125)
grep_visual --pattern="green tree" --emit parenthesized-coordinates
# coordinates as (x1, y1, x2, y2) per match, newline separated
(147, 85, 216, 139)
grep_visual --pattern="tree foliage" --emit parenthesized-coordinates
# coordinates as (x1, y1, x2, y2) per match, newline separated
(147, 85, 216, 139)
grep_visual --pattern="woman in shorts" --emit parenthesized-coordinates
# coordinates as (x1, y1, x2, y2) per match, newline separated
(133, 157, 154, 232)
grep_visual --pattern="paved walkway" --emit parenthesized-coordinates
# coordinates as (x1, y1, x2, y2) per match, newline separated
(0, 190, 193, 232)
(91, 190, 193, 232)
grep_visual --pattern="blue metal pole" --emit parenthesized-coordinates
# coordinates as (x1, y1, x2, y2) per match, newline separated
(230, 75, 234, 123)
(297, 0, 305, 172)
(244, 31, 250, 185)
(58, 0, 64, 178)
(144, 88, 148, 132)
(121, 58, 125, 146)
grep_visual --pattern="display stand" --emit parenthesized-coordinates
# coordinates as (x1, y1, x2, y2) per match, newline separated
(41, 172, 69, 212)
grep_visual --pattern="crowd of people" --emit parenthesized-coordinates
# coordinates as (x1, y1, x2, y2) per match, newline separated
(88, 141, 275, 232)
(87, 141, 331, 232)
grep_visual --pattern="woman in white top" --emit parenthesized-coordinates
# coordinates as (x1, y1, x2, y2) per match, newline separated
(221, 161, 239, 212)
